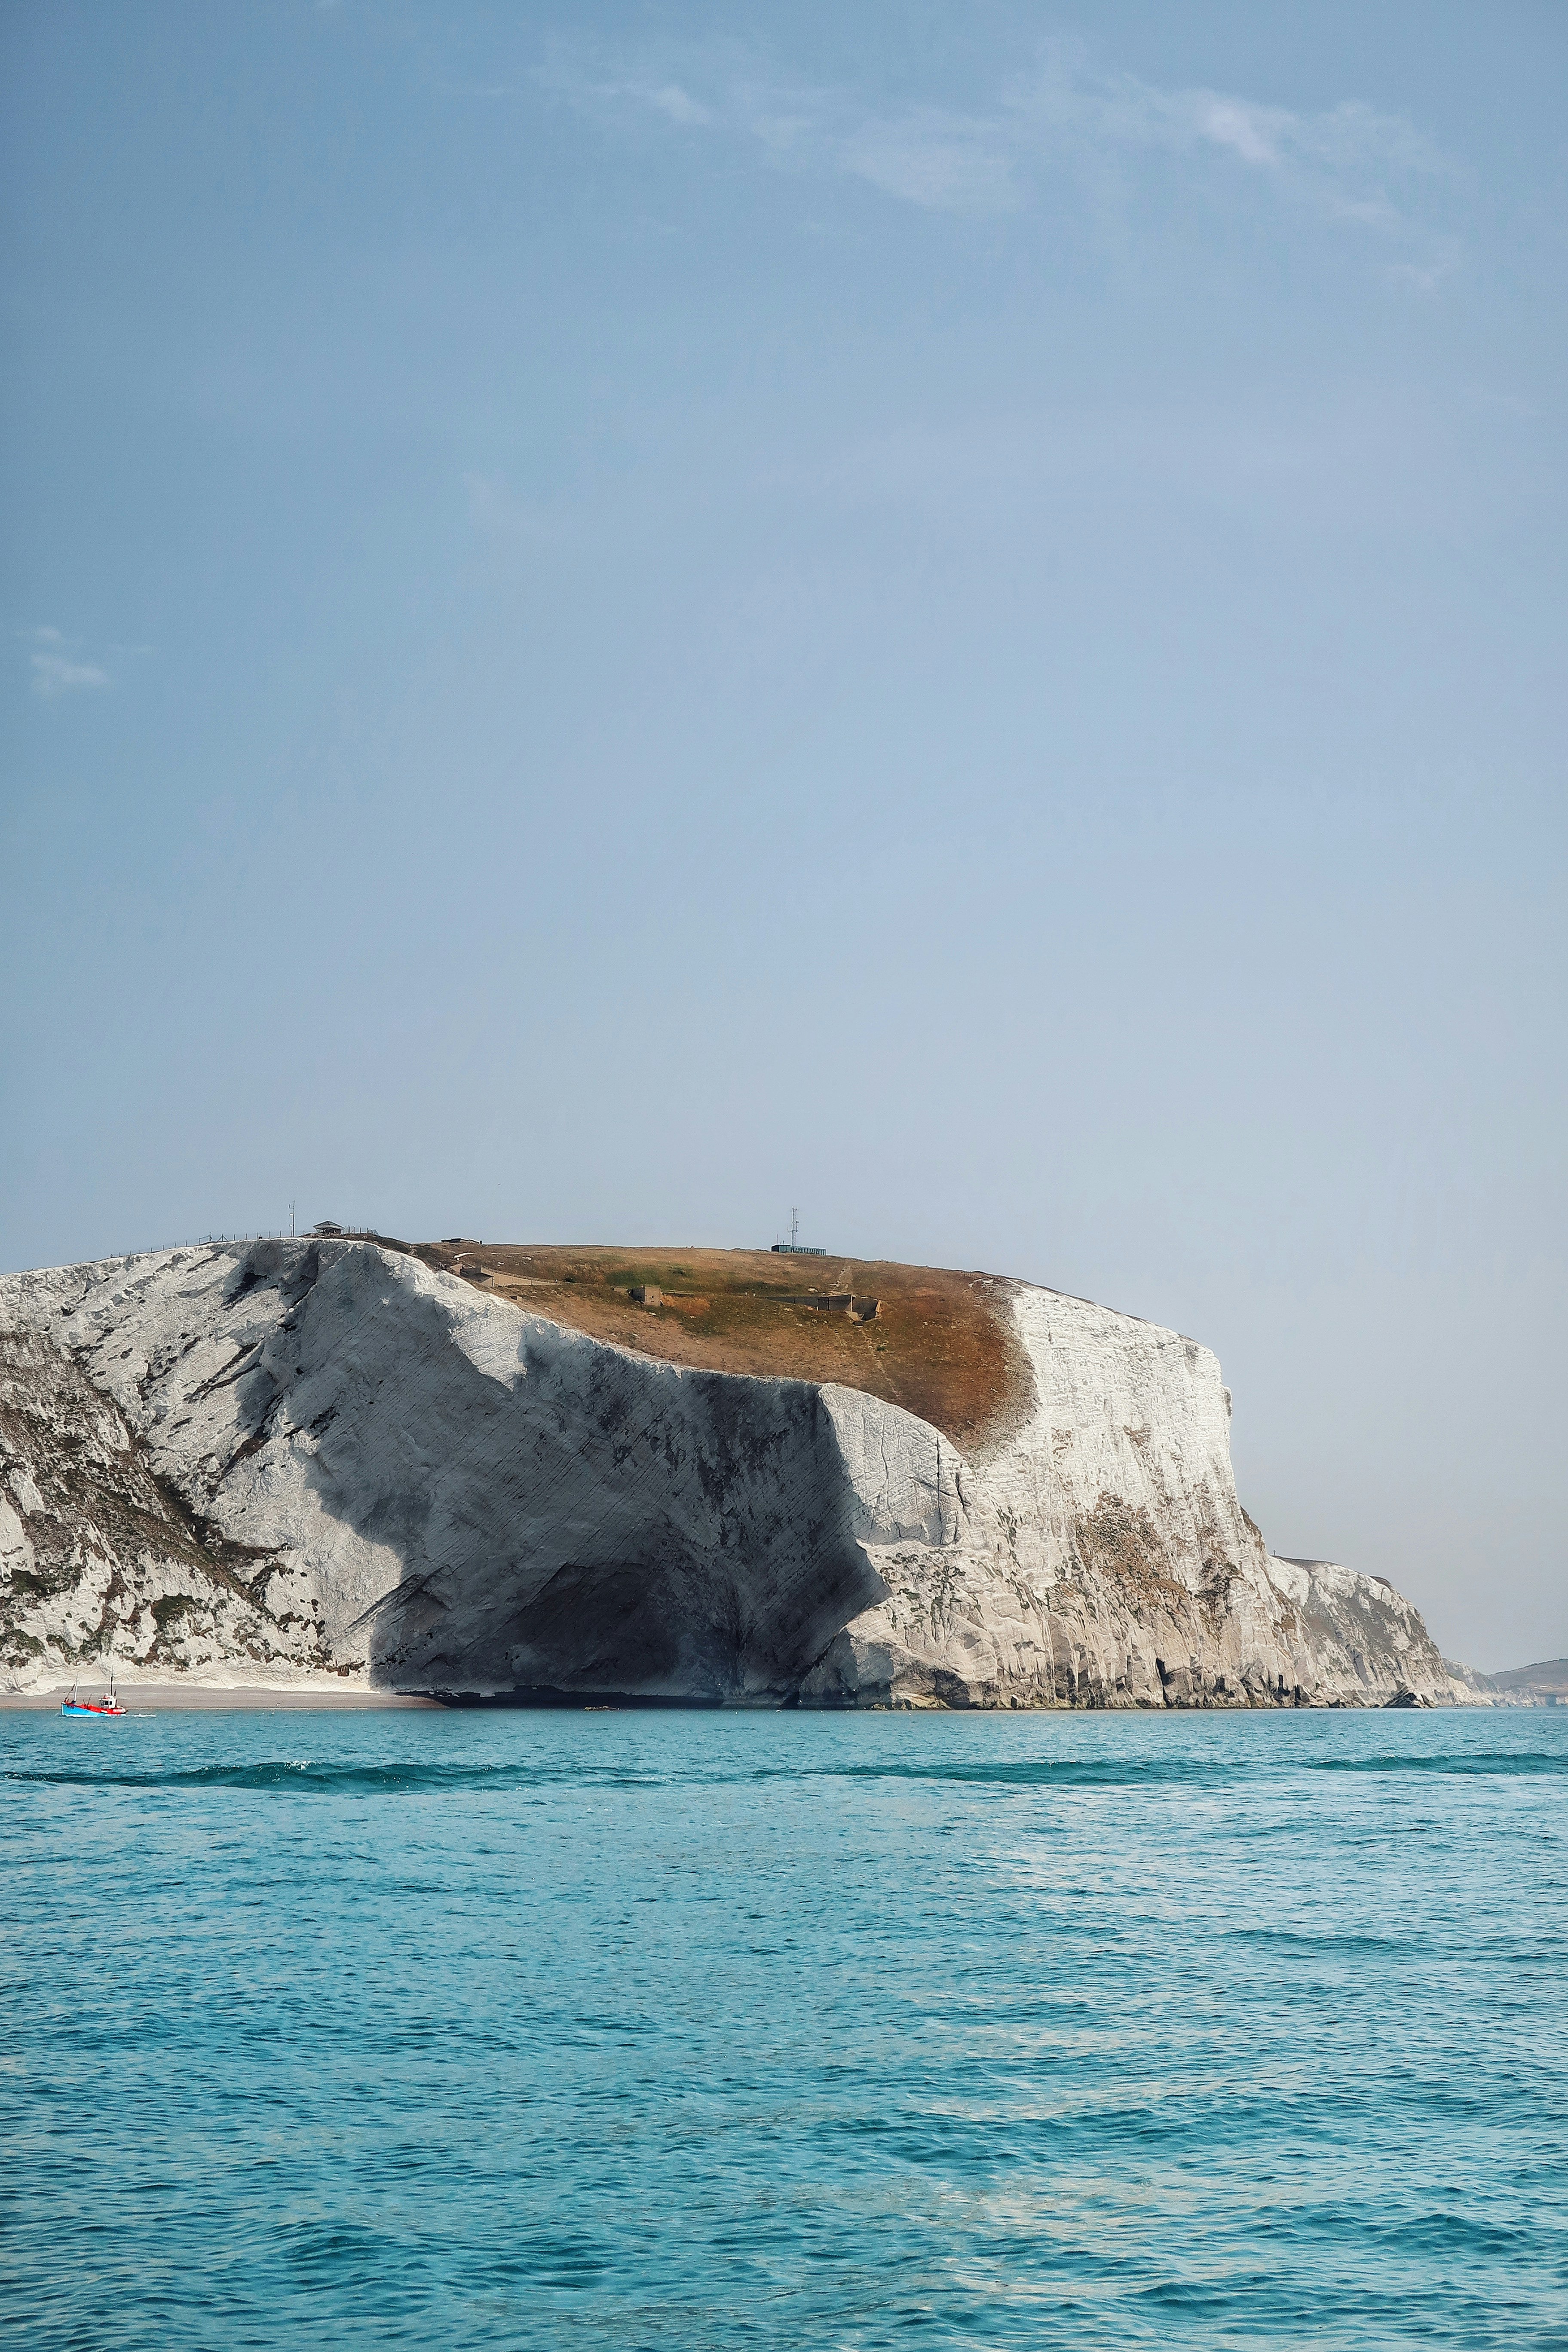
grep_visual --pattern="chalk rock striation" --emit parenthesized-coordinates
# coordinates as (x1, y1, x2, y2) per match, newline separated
(1, 1239, 1473, 1706)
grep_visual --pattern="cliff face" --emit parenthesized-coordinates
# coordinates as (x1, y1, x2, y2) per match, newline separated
(800, 1283, 1470, 1709)
(0, 1239, 1473, 1706)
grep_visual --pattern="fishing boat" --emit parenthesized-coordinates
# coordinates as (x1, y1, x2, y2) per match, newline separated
(61, 1675, 126, 1718)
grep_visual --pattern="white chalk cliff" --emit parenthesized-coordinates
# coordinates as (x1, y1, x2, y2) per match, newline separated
(1, 1239, 1475, 1706)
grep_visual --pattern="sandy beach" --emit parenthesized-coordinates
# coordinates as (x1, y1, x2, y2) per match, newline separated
(1, 1682, 441, 1712)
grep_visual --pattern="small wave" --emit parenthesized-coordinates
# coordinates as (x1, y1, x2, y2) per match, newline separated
(6, 1756, 1218, 1797)
(9, 1746, 1562, 1800)
(2, 1761, 664, 1795)
(822, 1746, 1568, 1791)
(796, 1758, 1230, 1791)
(0, 1755, 1238, 1798)
(1308, 1751, 1568, 1778)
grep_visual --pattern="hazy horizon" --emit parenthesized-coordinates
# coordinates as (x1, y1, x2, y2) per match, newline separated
(4, 2, 1564, 1671)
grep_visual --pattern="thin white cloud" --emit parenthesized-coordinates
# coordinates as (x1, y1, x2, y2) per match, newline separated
(1010, 53, 1444, 208)
(555, 64, 714, 130)
(32, 652, 109, 698)
(1194, 98, 1279, 168)
(546, 37, 1448, 246)
(24, 626, 110, 699)
(840, 108, 1021, 214)
(1385, 242, 1462, 295)
(646, 83, 710, 128)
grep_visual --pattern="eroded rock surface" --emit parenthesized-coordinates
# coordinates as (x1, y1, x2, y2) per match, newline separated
(0, 1325, 333, 1683)
(1, 1239, 1476, 1705)
(799, 1285, 1472, 1709)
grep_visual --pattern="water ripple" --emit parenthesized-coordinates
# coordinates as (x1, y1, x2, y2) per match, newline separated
(4, 1706, 1565, 2349)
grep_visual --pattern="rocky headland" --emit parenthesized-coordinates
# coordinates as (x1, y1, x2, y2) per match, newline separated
(0, 1236, 1486, 1707)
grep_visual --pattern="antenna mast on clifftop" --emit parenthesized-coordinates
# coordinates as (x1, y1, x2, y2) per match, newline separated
(770, 1206, 825, 1256)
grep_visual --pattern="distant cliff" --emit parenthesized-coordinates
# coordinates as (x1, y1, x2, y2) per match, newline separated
(1441, 1656, 1567, 1707)
(1, 1239, 1476, 1706)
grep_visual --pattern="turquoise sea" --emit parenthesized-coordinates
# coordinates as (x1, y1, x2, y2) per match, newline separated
(3, 1706, 1565, 2350)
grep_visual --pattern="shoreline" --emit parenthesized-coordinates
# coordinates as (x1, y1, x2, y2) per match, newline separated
(0, 1682, 441, 1712)
(0, 1682, 1534, 1714)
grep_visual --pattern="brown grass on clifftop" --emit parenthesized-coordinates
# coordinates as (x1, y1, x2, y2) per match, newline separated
(392, 1242, 1033, 1454)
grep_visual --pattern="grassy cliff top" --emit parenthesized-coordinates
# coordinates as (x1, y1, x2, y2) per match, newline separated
(394, 1241, 1032, 1454)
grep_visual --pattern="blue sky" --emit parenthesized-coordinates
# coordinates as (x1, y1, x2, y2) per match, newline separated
(3, 2, 1564, 1668)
